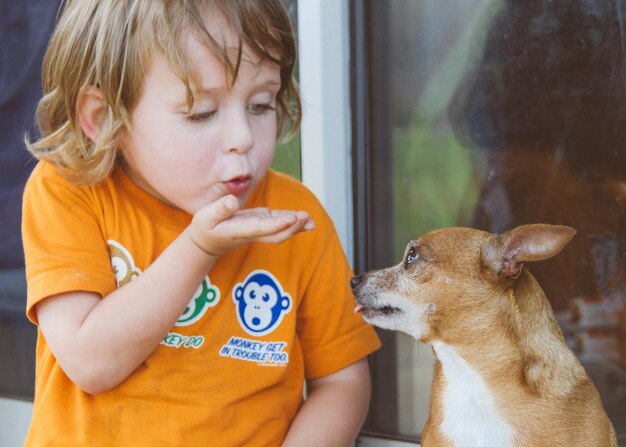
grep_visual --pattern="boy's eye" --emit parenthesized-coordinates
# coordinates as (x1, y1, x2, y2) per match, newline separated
(185, 110, 217, 123)
(248, 103, 276, 115)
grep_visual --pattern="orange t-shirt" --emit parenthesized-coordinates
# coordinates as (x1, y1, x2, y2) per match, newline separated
(22, 162, 380, 446)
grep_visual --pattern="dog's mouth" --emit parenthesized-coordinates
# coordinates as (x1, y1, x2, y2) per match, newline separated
(355, 303, 401, 317)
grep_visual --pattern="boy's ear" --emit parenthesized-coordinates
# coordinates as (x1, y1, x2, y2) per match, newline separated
(77, 86, 108, 142)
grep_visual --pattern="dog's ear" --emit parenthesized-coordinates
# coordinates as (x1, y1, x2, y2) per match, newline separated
(482, 224, 576, 279)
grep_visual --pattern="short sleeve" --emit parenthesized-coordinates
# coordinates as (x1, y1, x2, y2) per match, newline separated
(297, 207, 381, 379)
(22, 163, 116, 324)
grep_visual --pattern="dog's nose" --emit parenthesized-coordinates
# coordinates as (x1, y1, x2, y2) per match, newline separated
(350, 274, 364, 291)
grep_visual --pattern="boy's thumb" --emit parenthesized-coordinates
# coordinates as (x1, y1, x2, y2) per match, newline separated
(214, 195, 239, 219)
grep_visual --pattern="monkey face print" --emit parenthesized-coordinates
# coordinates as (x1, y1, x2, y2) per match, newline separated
(233, 270, 292, 337)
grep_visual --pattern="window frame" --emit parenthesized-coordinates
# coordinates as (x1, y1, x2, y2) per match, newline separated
(299, 0, 418, 444)
(297, 0, 354, 263)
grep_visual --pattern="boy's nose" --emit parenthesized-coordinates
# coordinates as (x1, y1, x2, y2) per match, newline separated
(222, 110, 254, 154)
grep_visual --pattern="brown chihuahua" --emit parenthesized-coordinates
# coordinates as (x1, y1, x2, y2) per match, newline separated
(352, 224, 617, 446)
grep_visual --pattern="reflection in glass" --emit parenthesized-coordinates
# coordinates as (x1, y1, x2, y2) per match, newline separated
(364, 0, 626, 442)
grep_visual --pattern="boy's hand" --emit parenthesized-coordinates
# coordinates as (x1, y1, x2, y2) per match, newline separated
(187, 195, 315, 256)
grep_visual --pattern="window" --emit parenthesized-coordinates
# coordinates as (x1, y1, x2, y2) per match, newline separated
(272, 0, 301, 181)
(353, 0, 626, 443)
(0, 1, 63, 401)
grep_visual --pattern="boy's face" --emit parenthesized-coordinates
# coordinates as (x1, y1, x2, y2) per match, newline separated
(120, 16, 280, 214)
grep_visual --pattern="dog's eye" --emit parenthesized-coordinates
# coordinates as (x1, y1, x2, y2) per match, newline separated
(405, 247, 420, 267)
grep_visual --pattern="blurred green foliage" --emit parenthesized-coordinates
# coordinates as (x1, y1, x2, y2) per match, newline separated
(392, 120, 480, 258)
(271, 133, 301, 181)
(389, 1, 498, 258)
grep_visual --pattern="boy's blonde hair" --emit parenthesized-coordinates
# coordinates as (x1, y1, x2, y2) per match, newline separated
(27, 0, 301, 185)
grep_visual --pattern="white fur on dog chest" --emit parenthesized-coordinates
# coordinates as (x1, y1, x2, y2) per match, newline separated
(432, 342, 514, 447)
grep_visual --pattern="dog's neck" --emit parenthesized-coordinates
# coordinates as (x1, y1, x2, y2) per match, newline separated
(434, 270, 586, 398)
(431, 340, 515, 446)
(508, 270, 586, 396)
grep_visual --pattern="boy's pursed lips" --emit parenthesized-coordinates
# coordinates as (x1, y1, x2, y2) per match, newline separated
(223, 174, 252, 196)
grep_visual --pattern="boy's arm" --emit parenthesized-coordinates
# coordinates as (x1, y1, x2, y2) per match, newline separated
(35, 196, 313, 395)
(281, 358, 372, 447)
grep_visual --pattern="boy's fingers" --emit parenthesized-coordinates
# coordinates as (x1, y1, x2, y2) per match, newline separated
(302, 217, 315, 231)
(230, 213, 297, 240)
(266, 222, 308, 244)
(251, 213, 297, 236)
(255, 216, 312, 243)
(268, 215, 315, 235)
(191, 205, 314, 255)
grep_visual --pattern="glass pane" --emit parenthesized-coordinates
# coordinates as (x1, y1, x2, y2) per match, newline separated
(272, 0, 302, 181)
(0, 2, 62, 400)
(272, 133, 301, 181)
(363, 0, 626, 442)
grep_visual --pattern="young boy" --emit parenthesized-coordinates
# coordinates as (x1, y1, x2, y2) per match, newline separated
(22, 1, 380, 445)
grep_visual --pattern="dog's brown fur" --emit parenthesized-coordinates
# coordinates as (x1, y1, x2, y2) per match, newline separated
(352, 224, 617, 446)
